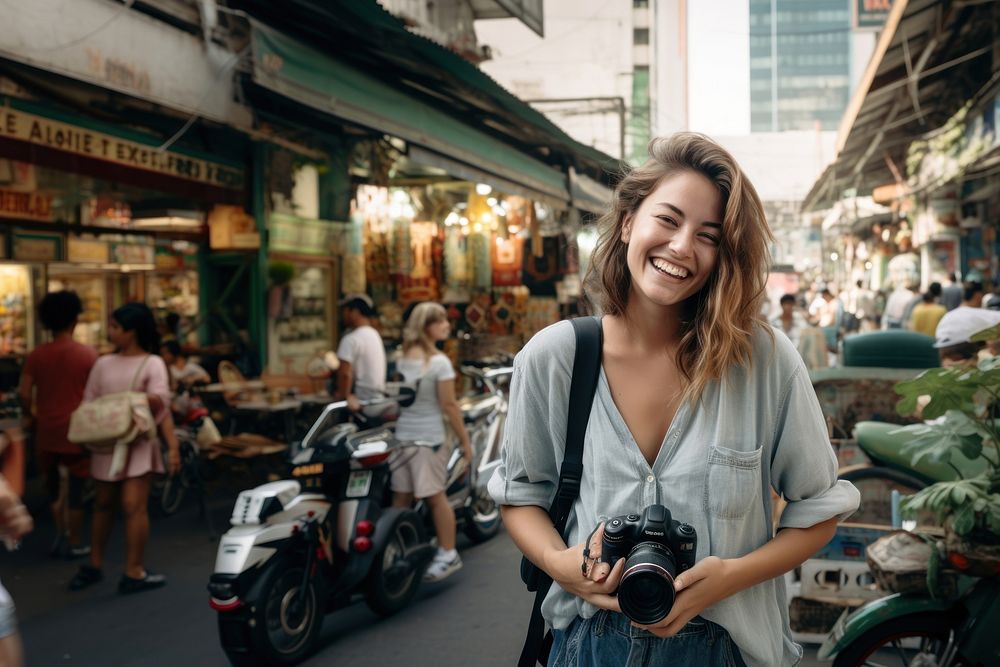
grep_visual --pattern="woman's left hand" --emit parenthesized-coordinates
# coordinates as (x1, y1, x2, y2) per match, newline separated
(631, 556, 737, 638)
(460, 439, 474, 462)
(166, 448, 181, 476)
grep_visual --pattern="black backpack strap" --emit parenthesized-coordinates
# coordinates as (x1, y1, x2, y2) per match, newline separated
(518, 316, 603, 667)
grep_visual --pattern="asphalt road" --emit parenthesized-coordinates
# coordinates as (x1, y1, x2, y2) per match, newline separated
(3, 482, 827, 666)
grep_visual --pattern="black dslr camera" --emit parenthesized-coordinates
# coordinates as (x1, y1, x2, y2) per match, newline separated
(600, 504, 697, 625)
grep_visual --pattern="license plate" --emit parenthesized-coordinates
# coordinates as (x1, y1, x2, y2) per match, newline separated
(346, 471, 372, 498)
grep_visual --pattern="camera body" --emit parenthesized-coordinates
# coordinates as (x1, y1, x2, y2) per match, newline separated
(600, 504, 697, 625)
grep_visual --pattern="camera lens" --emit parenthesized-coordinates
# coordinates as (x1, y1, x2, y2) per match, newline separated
(617, 542, 677, 625)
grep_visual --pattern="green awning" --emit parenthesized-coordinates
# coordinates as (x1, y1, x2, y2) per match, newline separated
(250, 21, 569, 204)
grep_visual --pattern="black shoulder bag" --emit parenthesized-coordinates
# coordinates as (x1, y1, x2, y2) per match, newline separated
(518, 316, 603, 667)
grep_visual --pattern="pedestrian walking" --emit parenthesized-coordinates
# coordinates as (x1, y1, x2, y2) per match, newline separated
(492, 134, 858, 667)
(69, 303, 180, 594)
(334, 294, 387, 413)
(940, 273, 963, 311)
(770, 293, 807, 348)
(901, 281, 941, 330)
(962, 281, 984, 308)
(908, 291, 946, 337)
(390, 302, 473, 582)
(0, 471, 32, 667)
(18, 291, 97, 559)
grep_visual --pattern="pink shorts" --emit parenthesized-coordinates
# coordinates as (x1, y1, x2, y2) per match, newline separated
(390, 445, 448, 499)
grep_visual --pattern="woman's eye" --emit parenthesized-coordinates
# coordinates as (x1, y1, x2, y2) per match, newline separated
(656, 216, 678, 227)
(699, 234, 721, 245)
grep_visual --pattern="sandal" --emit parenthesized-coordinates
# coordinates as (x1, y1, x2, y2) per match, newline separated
(118, 571, 167, 594)
(68, 565, 103, 591)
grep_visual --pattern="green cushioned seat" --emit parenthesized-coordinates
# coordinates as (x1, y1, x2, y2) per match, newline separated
(842, 331, 939, 369)
(854, 421, 988, 483)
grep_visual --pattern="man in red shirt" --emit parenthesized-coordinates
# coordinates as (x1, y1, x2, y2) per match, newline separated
(18, 291, 97, 559)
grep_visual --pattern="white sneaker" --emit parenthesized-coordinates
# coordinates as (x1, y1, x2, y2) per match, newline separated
(423, 553, 462, 582)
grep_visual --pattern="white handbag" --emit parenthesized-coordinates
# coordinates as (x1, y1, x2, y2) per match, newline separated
(68, 355, 157, 476)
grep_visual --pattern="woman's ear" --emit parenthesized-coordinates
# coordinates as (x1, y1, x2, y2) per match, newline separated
(620, 216, 633, 244)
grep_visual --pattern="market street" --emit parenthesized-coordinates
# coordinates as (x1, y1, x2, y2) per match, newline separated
(2, 484, 826, 666)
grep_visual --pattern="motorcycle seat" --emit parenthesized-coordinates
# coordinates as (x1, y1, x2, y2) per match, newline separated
(458, 395, 501, 423)
(854, 421, 988, 483)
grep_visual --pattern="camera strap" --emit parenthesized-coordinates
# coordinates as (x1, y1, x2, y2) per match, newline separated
(518, 315, 603, 667)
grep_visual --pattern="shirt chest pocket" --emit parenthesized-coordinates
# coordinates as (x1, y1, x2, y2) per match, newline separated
(704, 445, 763, 520)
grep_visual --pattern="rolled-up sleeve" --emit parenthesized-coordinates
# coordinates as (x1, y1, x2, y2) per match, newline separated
(488, 323, 574, 509)
(771, 365, 860, 529)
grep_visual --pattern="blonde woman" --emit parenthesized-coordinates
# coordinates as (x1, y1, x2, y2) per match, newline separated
(392, 302, 473, 583)
(490, 134, 859, 666)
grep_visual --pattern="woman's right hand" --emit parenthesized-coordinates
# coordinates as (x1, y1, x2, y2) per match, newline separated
(544, 522, 625, 613)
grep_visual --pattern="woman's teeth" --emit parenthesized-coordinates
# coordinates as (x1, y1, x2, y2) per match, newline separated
(650, 258, 689, 279)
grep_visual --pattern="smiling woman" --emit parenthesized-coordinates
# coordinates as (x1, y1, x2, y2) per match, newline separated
(492, 133, 859, 667)
(590, 133, 772, 402)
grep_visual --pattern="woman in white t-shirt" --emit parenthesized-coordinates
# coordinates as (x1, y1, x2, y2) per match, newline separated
(391, 302, 473, 583)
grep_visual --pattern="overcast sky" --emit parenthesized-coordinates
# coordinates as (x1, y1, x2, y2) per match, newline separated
(687, 0, 750, 136)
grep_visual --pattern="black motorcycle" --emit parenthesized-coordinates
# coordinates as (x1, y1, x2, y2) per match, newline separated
(208, 389, 435, 666)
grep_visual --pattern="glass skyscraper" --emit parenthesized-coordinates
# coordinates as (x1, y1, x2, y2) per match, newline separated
(749, 0, 851, 132)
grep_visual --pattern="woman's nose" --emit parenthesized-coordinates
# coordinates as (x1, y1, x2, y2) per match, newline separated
(668, 227, 695, 258)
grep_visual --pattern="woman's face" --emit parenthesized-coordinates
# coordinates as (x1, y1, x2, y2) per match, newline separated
(622, 170, 723, 311)
(426, 317, 451, 342)
(108, 318, 134, 349)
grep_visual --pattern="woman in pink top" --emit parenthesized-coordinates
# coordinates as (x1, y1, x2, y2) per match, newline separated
(69, 303, 180, 594)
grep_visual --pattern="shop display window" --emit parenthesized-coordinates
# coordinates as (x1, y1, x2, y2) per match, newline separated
(0, 265, 33, 356)
(268, 265, 333, 375)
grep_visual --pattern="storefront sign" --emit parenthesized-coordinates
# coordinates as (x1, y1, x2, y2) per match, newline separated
(269, 213, 340, 256)
(854, 0, 893, 30)
(12, 231, 62, 262)
(0, 188, 53, 221)
(110, 242, 155, 266)
(0, 107, 244, 190)
(67, 237, 110, 264)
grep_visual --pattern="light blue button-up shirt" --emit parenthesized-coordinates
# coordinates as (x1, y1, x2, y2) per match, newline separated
(489, 318, 860, 666)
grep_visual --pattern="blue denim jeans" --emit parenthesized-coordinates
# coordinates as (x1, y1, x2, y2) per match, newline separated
(549, 611, 747, 667)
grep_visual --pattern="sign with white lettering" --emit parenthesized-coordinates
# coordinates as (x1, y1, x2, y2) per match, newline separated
(0, 188, 53, 221)
(0, 107, 244, 190)
(854, 0, 893, 30)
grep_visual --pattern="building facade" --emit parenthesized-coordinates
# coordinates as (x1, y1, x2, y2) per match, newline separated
(749, 0, 852, 132)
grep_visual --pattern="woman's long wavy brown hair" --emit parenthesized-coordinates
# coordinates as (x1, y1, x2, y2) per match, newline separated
(587, 133, 773, 403)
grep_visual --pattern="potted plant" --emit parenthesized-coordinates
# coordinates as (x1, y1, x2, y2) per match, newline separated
(892, 325, 1000, 573)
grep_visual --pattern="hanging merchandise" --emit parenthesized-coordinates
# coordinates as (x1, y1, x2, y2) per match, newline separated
(559, 231, 580, 276)
(464, 292, 491, 333)
(522, 235, 561, 296)
(389, 215, 413, 276)
(342, 208, 367, 295)
(443, 225, 471, 303)
(492, 235, 524, 287)
(470, 231, 492, 290)
(524, 297, 560, 339)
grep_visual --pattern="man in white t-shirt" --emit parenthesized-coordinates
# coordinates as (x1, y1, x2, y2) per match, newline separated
(335, 295, 387, 412)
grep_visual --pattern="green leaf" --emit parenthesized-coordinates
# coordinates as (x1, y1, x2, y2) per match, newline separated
(898, 410, 983, 469)
(952, 503, 976, 535)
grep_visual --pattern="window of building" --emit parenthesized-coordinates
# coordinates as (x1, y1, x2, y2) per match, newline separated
(633, 0, 649, 7)
(633, 28, 649, 45)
